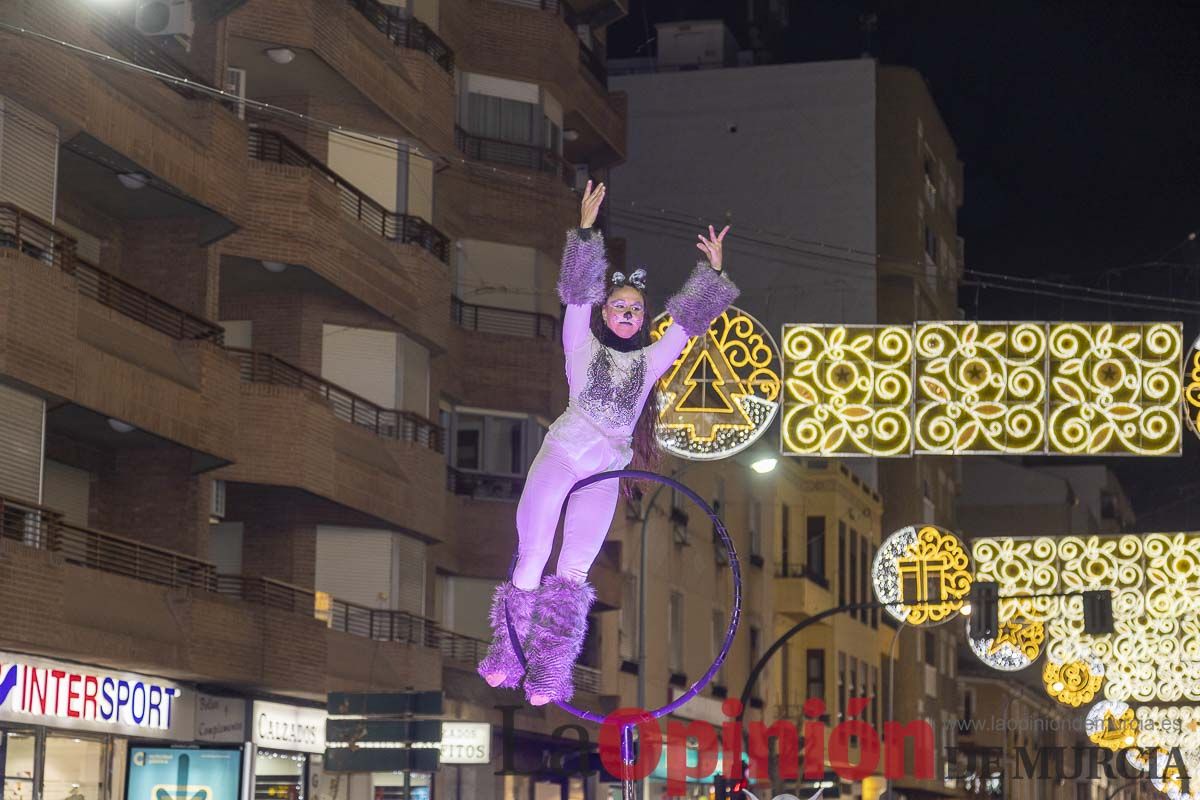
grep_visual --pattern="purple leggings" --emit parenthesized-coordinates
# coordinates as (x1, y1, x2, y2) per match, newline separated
(511, 410, 628, 590)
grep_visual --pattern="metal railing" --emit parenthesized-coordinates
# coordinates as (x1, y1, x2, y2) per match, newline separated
(227, 347, 444, 452)
(346, 0, 454, 73)
(450, 296, 558, 339)
(577, 39, 607, 87)
(0, 204, 225, 342)
(90, 14, 209, 99)
(454, 127, 574, 188)
(446, 466, 526, 501)
(775, 562, 830, 587)
(248, 129, 450, 262)
(0, 495, 217, 591)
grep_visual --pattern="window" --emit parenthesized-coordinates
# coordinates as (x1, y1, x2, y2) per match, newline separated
(780, 503, 791, 574)
(964, 688, 975, 724)
(620, 574, 638, 660)
(467, 92, 539, 145)
(748, 496, 763, 557)
(451, 411, 535, 475)
(857, 530, 868, 622)
(924, 631, 936, 666)
(849, 656, 858, 701)
(669, 591, 684, 672)
(849, 530, 858, 609)
(2, 730, 35, 800)
(838, 522, 847, 604)
(805, 516, 825, 580)
(837, 652, 846, 719)
(713, 610, 727, 684)
(43, 735, 106, 800)
(869, 544, 879, 628)
(870, 665, 879, 725)
(749, 626, 761, 687)
(806, 649, 825, 706)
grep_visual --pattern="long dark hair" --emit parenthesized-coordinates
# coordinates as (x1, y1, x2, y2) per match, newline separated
(593, 285, 663, 498)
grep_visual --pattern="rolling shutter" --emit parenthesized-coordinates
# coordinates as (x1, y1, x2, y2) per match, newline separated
(392, 532, 426, 616)
(0, 96, 59, 222)
(320, 325, 397, 410)
(0, 383, 45, 504)
(41, 460, 91, 526)
(316, 526, 394, 609)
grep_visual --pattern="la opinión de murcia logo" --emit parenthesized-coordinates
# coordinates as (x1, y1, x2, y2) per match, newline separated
(496, 699, 1192, 795)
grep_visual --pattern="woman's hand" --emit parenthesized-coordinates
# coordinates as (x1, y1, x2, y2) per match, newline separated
(696, 225, 730, 272)
(580, 180, 605, 229)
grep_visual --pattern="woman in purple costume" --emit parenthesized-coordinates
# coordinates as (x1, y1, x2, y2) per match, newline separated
(478, 181, 738, 705)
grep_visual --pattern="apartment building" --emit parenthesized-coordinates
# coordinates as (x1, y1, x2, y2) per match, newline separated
(608, 22, 967, 800)
(0, 0, 635, 798)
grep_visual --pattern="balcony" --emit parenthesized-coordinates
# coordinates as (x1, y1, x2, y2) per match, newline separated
(346, 0, 455, 73)
(451, 296, 558, 339)
(228, 348, 442, 452)
(249, 129, 450, 263)
(0, 492, 436, 694)
(0, 205, 225, 343)
(454, 127, 575, 189)
(1, 495, 216, 591)
(446, 467, 525, 502)
(774, 563, 833, 619)
(226, 0, 456, 158)
(440, 1, 627, 167)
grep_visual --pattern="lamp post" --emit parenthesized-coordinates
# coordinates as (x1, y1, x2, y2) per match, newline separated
(634, 452, 777, 799)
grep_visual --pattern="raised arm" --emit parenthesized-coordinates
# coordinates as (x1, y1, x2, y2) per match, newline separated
(647, 225, 739, 377)
(558, 182, 608, 354)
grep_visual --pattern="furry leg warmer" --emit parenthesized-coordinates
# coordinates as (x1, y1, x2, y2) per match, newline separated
(477, 582, 538, 689)
(523, 575, 596, 705)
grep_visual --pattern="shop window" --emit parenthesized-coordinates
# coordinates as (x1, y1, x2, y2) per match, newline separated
(2, 730, 35, 800)
(43, 735, 105, 800)
(255, 750, 305, 800)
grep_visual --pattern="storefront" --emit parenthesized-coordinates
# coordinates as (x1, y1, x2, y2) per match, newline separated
(249, 700, 326, 800)
(0, 651, 195, 800)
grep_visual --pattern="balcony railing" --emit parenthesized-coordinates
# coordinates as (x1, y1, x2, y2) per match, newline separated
(90, 13, 209, 99)
(775, 562, 831, 588)
(346, 0, 454, 73)
(577, 40, 607, 87)
(227, 347, 444, 452)
(455, 127, 574, 188)
(0, 495, 217, 591)
(0, 204, 225, 343)
(248, 129, 450, 263)
(446, 466, 525, 501)
(450, 296, 558, 339)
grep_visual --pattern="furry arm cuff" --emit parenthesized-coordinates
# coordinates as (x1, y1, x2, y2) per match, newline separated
(557, 227, 608, 306)
(665, 262, 740, 337)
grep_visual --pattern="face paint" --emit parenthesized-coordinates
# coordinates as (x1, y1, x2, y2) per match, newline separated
(604, 287, 645, 339)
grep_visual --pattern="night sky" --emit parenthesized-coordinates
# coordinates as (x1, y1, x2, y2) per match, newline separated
(608, 1, 1200, 524)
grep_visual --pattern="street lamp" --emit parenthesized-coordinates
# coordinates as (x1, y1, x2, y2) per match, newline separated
(634, 449, 777, 798)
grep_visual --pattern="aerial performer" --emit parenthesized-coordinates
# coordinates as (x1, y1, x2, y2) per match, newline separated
(477, 181, 739, 705)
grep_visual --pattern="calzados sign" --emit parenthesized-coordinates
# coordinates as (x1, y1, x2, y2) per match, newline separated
(0, 652, 188, 739)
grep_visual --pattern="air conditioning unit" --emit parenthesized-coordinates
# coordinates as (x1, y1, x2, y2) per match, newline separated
(210, 479, 226, 520)
(135, 0, 195, 38)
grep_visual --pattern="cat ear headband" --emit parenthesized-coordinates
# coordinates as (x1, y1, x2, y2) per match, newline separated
(611, 268, 647, 290)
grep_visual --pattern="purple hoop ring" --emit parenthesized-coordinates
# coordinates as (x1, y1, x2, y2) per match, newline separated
(505, 468, 743, 724)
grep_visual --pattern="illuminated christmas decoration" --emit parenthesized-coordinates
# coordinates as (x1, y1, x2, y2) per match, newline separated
(1043, 652, 1105, 707)
(1085, 700, 1137, 751)
(915, 322, 1047, 453)
(966, 608, 1044, 671)
(1047, 323, 1181, 455)
(972, 533, 1200, 704)
(873, 525, 972, 626)
(1183, 340, 1200, 441)
(1134, 705, 1200, 752)
(1150, 749, 1200, 800)
(651, 307, 781, 461)
(781, 324, 914, 456)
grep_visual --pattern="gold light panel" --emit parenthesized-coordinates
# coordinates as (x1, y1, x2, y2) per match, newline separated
(915, 322, 1046, 453)
(1047, 323, 1181, 455)
(781, 324, 913, 456)
(873, 525, 972, 626)
(779, 322, 1182, 457)
(652, 307, 781, 461)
